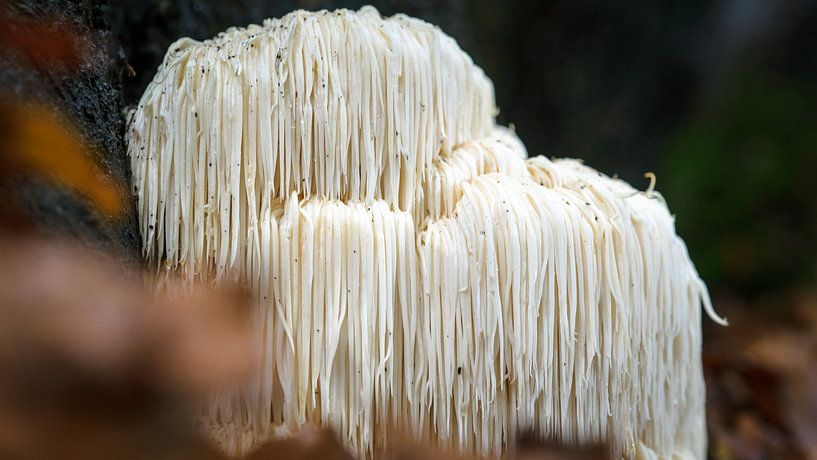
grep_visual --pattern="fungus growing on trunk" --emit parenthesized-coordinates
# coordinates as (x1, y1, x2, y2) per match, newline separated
(127, 6, 725, 459)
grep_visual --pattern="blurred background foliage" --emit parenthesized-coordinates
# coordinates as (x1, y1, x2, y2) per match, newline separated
(106, 0, 817, 300)
(664, 73, 817, 296)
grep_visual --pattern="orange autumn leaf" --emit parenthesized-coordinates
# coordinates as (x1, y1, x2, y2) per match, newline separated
(0, 101, 123, 215)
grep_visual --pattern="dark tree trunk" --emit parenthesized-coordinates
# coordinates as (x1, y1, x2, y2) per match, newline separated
(2, 0, 140, 264)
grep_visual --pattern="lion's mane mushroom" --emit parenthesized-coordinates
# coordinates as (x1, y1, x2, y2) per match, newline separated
(127, 6, 725, 459)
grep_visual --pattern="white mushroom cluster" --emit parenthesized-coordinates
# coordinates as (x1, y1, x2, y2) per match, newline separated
(127, 6, 724, 459)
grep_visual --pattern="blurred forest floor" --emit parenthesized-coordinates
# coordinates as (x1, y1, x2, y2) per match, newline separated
(705, 291, 817, 459)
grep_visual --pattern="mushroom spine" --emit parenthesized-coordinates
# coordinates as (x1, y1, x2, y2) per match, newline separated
(127, 6, 724, 459)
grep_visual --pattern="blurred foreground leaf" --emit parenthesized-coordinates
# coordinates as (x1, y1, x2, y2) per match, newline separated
(0, 234, 253, 459)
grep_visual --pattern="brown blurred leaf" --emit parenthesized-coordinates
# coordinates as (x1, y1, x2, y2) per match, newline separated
(147, 280, 257, 396)
(245, 426, 352, 460)
(514, 433, 609, 460)
(0, 234, 254, 459)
